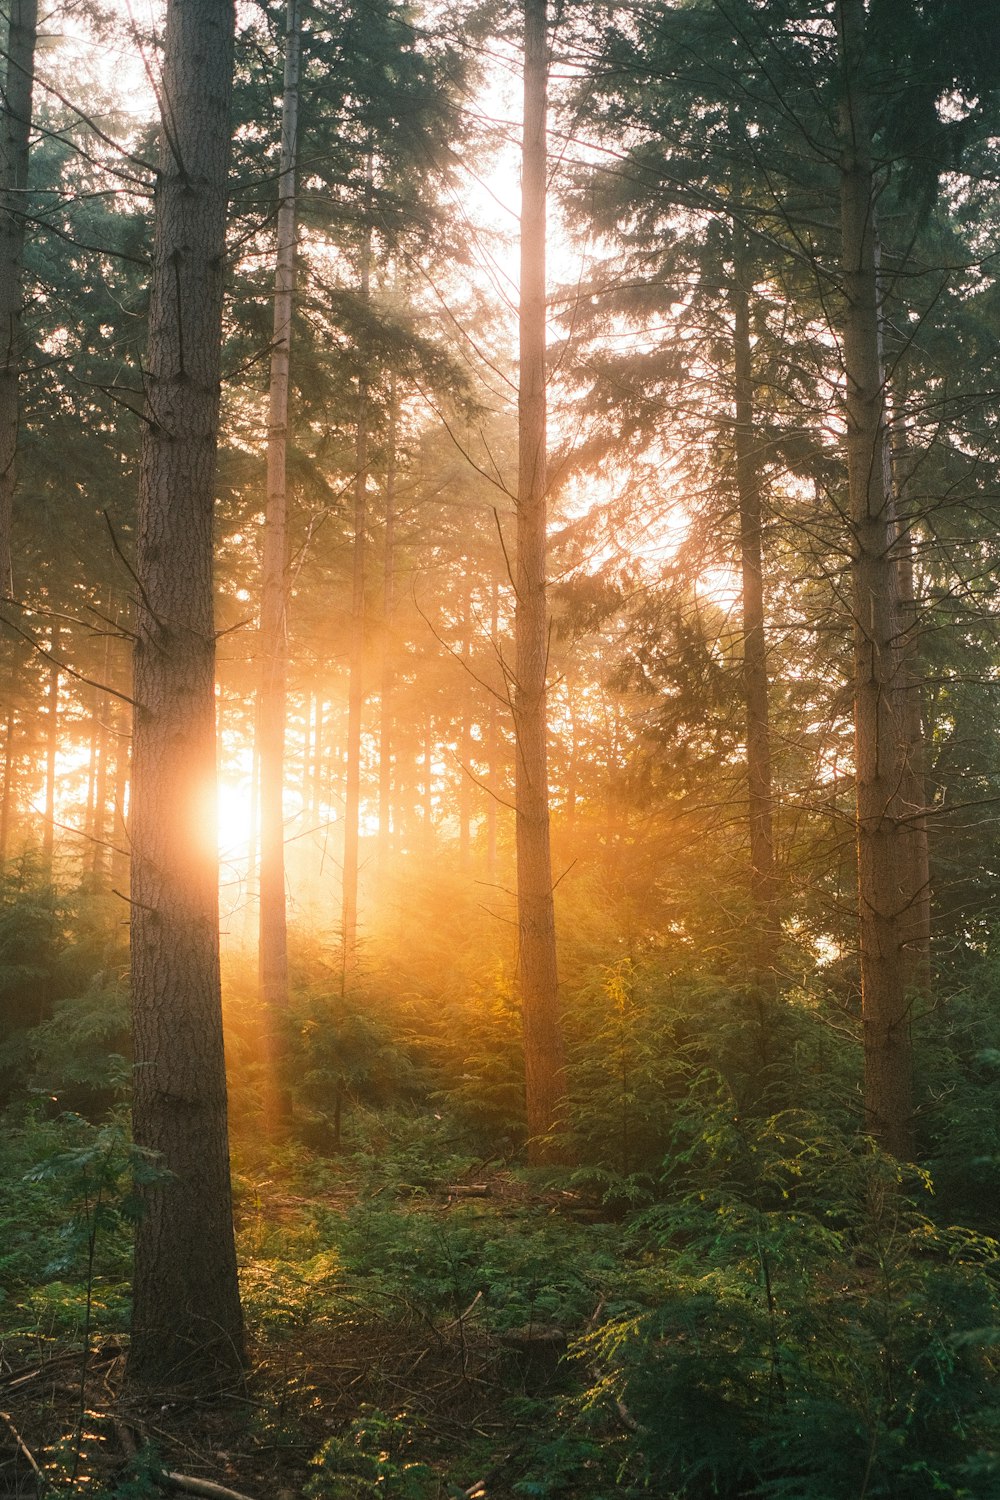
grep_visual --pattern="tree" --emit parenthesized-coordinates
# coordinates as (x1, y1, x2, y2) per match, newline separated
(516, 0, 567, 1159)
(258, 0, 301, 1127)
(0, 0, 36, 601)
(127, 0, 244, 1386)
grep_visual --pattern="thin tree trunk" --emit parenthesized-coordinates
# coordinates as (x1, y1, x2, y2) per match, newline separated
(486, 580, 499, 882)
(0, 0, 36, 601)
(837, 0, 913, 1159)
(310, 695, 324, 821)
(731, 218, 778, 972)
(378, 378, 397, 878)
(42, 625, 58, 866)
(341, 165, 373, 984)
(0, 709, 14, 860)
(91, 710, 110, 879)
(516, 0, 566, 1160)
(127, 0, 244, 1388)
(458, 587, 472, 872)
(110, 701, 130, 897)
(257, 0, 299, 1127)
(892, 453, 931, 997)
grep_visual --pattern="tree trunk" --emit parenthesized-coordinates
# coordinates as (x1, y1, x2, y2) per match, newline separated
(0, 0, 36, 601)
(42, 626, 58, 866)
(0, 709, 14, 860)
(730, 218, 778, 974)
(458, 587, 472, 873)
(516, 0, 566, 1161)
(486, 580, 499, 882)
(341, 166, 373, 984)
(892, 441, 931, 997)
(127, 0, 244, 1388)
(377, 377, 397, 878)
(110, 700, 130, 897)
(257, 0, 300, 1128)
(837, 0, 913, 1159)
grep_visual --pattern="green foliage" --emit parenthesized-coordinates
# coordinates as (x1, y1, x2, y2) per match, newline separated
(576, 1093, 1000, 1499)
(917, 958, 1000, 1217)
(307, 1407, 437, 1500)
(0, 869, 129, 1111)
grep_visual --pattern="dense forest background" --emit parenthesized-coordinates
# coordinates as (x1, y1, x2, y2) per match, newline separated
(2, 0, 1000, 1495)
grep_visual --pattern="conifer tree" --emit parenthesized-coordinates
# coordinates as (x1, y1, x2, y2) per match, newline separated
(128, 0, 244, 1386)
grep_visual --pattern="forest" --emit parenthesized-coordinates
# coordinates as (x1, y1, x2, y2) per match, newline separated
(1, 0, 1000, 1494)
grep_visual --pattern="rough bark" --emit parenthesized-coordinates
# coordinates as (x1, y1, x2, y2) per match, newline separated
(257, 0, 300, 1125)
(837, 0, 913, 1159)
(516, 0, 567, 1160)
(127, 0, 244, 1388)
(731, 219, 778, 973)
(0, 0, 36, 601)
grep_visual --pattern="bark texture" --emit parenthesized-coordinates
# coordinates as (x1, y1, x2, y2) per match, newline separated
(257, 0, 300, 1124)
(516, 0, 566, 1159)
(837, 0, 913, 1159)
(0, 0, 35, 600)
(128, 0, 245, 1388)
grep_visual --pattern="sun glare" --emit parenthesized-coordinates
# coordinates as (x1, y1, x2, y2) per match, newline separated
(217, 777, 254, 862)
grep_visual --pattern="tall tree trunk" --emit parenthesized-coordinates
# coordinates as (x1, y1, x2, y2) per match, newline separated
(0, 0, 36, 601)
(42, 626, 58, 866)
(90, 702, 110, 879)
(731, 218, 778, 973)
(486, 580, 499, 883)
(837, 0, 913, 1159)
(458, 587, 472, 873)
(127, 0, 244, 1388)
(0, 709, 14, 860)
(341, 169, 373, 984)
(110, 701, 130, 897)
(257, 0, 300, 1128)
(891, 433, 931, 997)
(377, 378, 397, 879)
(516, 0, 566, 1160)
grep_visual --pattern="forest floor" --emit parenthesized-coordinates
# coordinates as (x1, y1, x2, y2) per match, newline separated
(0, 1123, 617, 1499)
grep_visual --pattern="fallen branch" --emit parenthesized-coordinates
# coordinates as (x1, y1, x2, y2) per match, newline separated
(156, 1471, 258, 1500)
(0, 1408, 45, 1484)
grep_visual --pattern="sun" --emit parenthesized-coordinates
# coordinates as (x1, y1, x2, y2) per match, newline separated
(217, 776, 254, 862)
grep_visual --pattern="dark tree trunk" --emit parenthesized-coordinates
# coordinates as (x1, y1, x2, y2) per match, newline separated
(837, 0, 913, 1159)
(257, 0, 300, 1128)
(127, 0, 245, 1389)
(516, 0, 567, 1161)
(731, 219, 778, 973)
(0, 0, 36, 601)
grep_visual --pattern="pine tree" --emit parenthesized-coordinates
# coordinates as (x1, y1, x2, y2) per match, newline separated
(127, 0, 244, 1387)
